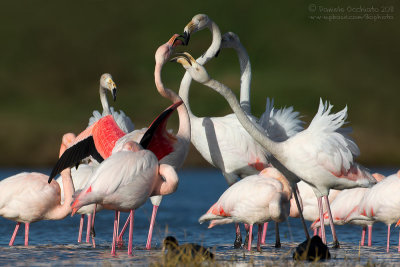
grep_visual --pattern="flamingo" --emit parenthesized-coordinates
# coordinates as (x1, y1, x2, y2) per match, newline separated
(311, 173, 384, 246)
(109, 34, 190, 250)
(199, 167, 292, 251)
(71, 140, 179, 256)
(346, 171, 400, 252)
(173, 52, 377, 248)
(2, 133, 75, 246)
(180, 15, 304, 248)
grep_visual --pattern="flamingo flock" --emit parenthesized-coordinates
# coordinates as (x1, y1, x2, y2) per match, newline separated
(0, 13, 399, 260)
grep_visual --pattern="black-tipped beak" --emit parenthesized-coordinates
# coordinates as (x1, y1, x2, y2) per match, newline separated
(169, 53, 192, 66)
(183, 31, 190, 46)
(112, 88, 117, 101)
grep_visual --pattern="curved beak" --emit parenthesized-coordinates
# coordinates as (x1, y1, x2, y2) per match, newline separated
(169, 52, 196, 69)
(183, 31, 190, 46)
(183, 21, 195, 45)
(167, 33, 186, 48)
(112, 88, 117, 101)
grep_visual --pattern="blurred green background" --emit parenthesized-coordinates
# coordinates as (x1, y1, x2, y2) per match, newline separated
(0, 0, 398, 168)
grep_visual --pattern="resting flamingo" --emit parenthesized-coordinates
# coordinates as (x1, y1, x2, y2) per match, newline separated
(346, 171, 400, 252)
(180, 15, 304, 248)
(1, 133, 75, 246)
(199, 167, 292, 251)
(71, 140, 179, 256)
(173, 52, 377, 248)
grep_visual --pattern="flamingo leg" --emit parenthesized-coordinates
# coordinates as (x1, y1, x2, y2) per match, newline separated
(275, 222, 281, 248)
(324, 195, 339, 248)
(313, 227, 318, 236)
(293, 185, 310, 240)
(261, 222, 268, 245)
(234, 223, 242, 248)
(24, 223, 29, 246)
(116, 211, 120, 240)
(128, 210, 135, 255)
(318, 227, 322, 237)
(78, 214, 84, 243)
(91, 205, 97, 248)
(9, 222, 21, 246)
(368, 225, 372, 247)
(244, 224, 250, 248)
(86, 214, 92, 243)
(317, 196, 326, 244)
(146, 205, 159, 250)
(387, 224, 391, 253)
(117, 212, 132, 248)
(361, 226, 366, 246)
(257, 224, 262, 252)
(111, 211, 118, 256)
(247, 224, 253, 251)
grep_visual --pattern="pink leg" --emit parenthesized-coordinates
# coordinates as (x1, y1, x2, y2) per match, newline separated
(368, 225, 372, 247)
(128, 210, 135, 255)
(117, 212, 132, 248)
(111, 211, 119, 256)
(78, 214, 84, 243)
(257, 224, 262, 252)
(9, 222, 21, 246)
(313, 227, 318, 236)
(387, 224, 391, 253)
(361, 226, 366, 246)
(86, 214, 92, 243)
(261, 222, 268, 244)
(91, 205, 97, 248)
(24, 223, 29, 246)
(324, 195, 339, 248)
(317, 197, 326, 244)
(146, 205, 158, 250)
(318, 227, 322, 237)
(247, 224, 253, 251)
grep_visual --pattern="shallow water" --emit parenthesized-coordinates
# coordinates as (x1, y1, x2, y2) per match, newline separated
(0, 168, 399, 266)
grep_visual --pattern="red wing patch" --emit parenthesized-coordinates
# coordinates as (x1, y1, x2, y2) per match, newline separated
(207, 203, 230, 217)
(92, 115, 126, 159)
(248, 158, 265, 172)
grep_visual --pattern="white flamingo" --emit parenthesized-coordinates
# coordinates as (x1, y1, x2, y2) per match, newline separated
(173, 52, 377, 248)
(180, 15, 304, 247)
(71, 140, 179, 256)
(199, 167, 292, 252)
(2, 133, 75, 246)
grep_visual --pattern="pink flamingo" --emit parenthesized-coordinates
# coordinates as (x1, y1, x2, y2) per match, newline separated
(347, 171, 400, 252)
(71, 140, 179, 256)
(173, 52, 377, 248)
(1, 133, 75, 246)
(199, 167, 292, 251)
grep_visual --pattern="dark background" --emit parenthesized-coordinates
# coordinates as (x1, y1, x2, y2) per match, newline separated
(0, 0, 398, 167)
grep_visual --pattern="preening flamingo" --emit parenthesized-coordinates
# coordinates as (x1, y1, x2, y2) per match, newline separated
(180, 15, 304, 248)
(199, 167, 292, 251)
(173, 52, 377, 248)
(71, 140, 179, 256)
(346, 171, 400, 252)
(1, 133, 75, 246)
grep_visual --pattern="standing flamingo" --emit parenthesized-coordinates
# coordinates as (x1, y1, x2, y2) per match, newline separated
(173, 52, 377, 248)
(199, 167, 292, 251)
(71, 140, 179, 256)
(180, 15, 304, 248)
(346, 171, 400, 252)
(2, 133, 75, 246)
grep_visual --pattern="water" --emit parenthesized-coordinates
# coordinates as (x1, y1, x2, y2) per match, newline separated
(0, 167, 399, 266)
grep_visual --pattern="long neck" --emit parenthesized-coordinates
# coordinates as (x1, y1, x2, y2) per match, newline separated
(100, 87, 111, 115)
(178, 20, 222, 119)
(235, 42, 252, 115)
(47, 168, 75, 220)
(154, 62, 191, 165)
(152, 164, 179, 195)
(203, 79, 283, 158)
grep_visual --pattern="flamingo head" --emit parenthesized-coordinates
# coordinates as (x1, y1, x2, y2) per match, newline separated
(183, 14, 211, 45)
(155, 34, 185, 66)
(100, 73, 117, 101)
(59, 133, 76, 157)
(221, 32, 241, 49)
(170, 52, 210, 84)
